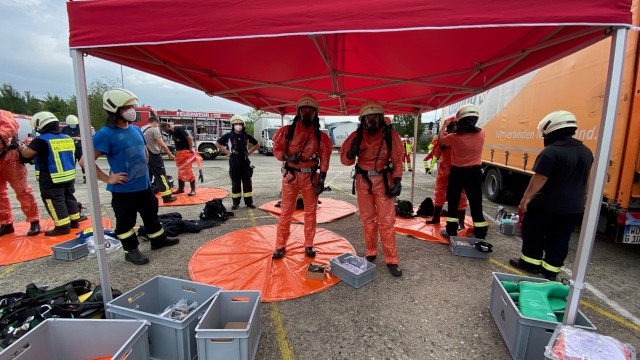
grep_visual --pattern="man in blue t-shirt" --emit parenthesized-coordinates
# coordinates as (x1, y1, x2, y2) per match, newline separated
(83, 88, 179, 265)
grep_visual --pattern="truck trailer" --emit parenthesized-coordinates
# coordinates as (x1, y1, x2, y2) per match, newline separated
(443, 7, 640, 241)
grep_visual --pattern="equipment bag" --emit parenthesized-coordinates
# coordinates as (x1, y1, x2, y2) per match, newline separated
(416, 197, 435, 217)
(395, 200, 415, 219)
(200, 198, 234, 221)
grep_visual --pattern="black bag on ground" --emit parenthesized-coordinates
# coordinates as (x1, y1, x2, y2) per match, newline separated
(200, 199, 234, 222)
(395, 200, 414, 219)
(416, 197, 435, 217)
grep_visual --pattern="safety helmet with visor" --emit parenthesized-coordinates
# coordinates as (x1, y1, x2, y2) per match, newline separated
(65, 115, 79, 126)
(102, 88, 138, 114)
(31, 111, 59, 133)
(537, 110, 578, 137)
(359, 100, 384, 134)
(230, 114, 245, 126)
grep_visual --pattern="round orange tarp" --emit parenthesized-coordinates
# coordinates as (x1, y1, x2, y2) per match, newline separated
(156, 187, 229, 206)
(0, 217, 112, 265)
(189, 224, 356, 302)
(395, 214, 475, 244)
(258, 198, 356, 223)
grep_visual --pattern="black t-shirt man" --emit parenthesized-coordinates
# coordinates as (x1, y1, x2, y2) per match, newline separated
(217, 132, 258, 154)
(172, 126, 191, 151)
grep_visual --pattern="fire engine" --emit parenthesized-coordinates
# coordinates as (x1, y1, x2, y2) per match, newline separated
(134, 107, 233, 159)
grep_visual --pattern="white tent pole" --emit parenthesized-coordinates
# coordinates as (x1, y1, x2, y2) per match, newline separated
(71, 50, 113, 308)
(410, 112, 419, 203)
(564, 28, 627, 325)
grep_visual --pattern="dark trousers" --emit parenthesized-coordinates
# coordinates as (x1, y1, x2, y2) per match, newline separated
(41, 182, 80, 227)
(148, 153, 172, 197)
(74, 144, 85, 176)
(230, 156, 253, 206)
(111, 188, 166, 251)
(446, 165, 487, 238)
(521, 207, 580, 270)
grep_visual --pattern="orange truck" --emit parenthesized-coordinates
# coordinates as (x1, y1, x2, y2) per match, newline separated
(443, 5, 640, 242)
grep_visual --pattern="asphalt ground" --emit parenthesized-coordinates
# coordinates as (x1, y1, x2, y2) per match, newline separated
(1, 151, 639, 359)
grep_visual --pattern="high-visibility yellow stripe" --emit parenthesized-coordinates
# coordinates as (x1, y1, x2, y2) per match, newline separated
(520, 254, 542, 265)
(45, 199, 58, 222)
(445, 217, 458, 223)
(147, 228, 165, 239)
(159, 175, 172, 196)
(232, 193, 242, 198)
(35, 170, 40, 181)
(117, 228, 135, 240)
(54, 217, 70, 226)
(243, 192, 253, 197)
(542, 261, 562, 273)
(51, 169, 76, 183)
(69, 212, 80, 220)
(473, 221, 489, 227)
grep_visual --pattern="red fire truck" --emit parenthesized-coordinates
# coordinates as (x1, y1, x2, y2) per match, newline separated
(134, 107, 233, 159)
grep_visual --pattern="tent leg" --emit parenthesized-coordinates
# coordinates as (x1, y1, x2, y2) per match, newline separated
(71, 49, 113, 310)
(410, 112, 419, 203)
(564, 28, 628, 325)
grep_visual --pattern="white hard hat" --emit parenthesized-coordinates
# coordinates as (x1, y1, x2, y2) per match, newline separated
(297, 94, 319, 110)
(456, 104, 480, 121)
(538, 110, 578, 136)
(230, 114, 245, 125)
(31, 111, 59, 132)
(359, 100, 384, 118)
(65, 115, 79, 125)
(102, 88, 138, 113)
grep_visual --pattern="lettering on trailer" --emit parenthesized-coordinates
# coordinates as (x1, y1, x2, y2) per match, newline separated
(176, 111, 231, 118)
(494, 125, 598, 141)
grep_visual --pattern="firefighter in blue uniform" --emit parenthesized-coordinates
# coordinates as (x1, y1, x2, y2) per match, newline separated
(18, 111, 86, 236)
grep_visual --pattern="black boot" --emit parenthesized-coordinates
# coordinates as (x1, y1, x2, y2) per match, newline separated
(366, 255, 376, 262)
(162, 195, 177, 203)
(70, 215, 88, 229)
(387, 264, 403, 277)
(458, 210, 466, 231)
(173, 180, 185, 194)
(151, 236, 180, 250)
(509, 258, 541, 275)
(45, 225, 71, 236)
(245, 198, 256, 209)
(231, 202, 240, 210)
(540, 268, 559, 281)
(27, 221, 40, 236)
(305, 246, 317, 257)
(125, 248, 149, 265)
(272, 248, 286, 259)
(426, 206, 443, 224)
(188, 181, 196, 196)
(0, 223, 15, 236)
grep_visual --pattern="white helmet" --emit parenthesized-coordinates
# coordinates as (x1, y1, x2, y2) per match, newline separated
(538, 110, 578, 136)
(359, 100, 384, 119)
(31, 111, 59, 132)
(297, 94, 319, 110)
(103, 88, 138, 113)
(456, 104, 480, 121)
(65, 115, 79, 125)
(230, 114, 245, 125)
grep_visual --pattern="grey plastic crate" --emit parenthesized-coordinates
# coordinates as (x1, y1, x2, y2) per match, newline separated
(195, 290, 262, 360)
(0, 318, 149, 360)
(449, 236, 491, 259)
(106, 275, 222, 360)
(544, 325, 637, 360)
(489, 272, 596, 360)
(329, 253, 376, 288)
(51, 237, 89, 260)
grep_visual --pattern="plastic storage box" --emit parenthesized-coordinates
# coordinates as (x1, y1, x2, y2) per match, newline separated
(51, 237, 89, 260)
(106, 275, 222, 360)
(329, 253, 376, 288)
(449, 236, 491, 259)
(0, 318, 150, 360)
(489, 272, 596, 360)
(195, 290, 262, 360)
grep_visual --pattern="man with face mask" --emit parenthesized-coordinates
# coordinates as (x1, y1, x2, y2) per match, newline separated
(161, 122, 203, 196)
(62, 115, 86, 183)
(215, 114, 260, 209)
(271, 94, 333, 259)
(340, 100, 404, 277)
(81, 88, 179, 265)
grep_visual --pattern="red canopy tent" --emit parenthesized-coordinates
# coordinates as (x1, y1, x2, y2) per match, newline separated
(66, 0, 632, 325)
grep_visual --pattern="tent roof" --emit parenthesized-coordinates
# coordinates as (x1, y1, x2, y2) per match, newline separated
(67, 0, 632, 115)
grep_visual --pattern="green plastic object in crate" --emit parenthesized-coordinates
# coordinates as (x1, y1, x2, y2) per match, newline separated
(0, 319, 150, 360)
(106, 275, 222, 360)
(195, 290, 262, 360)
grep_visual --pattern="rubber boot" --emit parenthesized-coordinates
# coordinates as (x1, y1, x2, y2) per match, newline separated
(162, 195, 177, 203)
(458, 210, 466, 231)
(173, 180, 185, 194)
(387, 264, 403, 277)
(245, 198, 256, 209)
(509, 258, 541, 275)
(272, 248, 286, 259)
(0, 223, 15, 237)
(151, 236, 180, 250)
(125, 248, 149, 265)
(231, 200, 240, 210)
(188, 181, 196, 196)
(305, 246, 316, 257)
(426, 205, 442, 224)
(45, 224, 71, 236)
(27, 221, 40, 236)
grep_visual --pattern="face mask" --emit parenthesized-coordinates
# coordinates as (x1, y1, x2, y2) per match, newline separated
(363, 115, 380, 134)
(234, 125, 243, 132)
(299, 107, 315, 127)
(302, 118, 313, 127)
(69, 125, 77, 129)
(121, 108, 136, 122)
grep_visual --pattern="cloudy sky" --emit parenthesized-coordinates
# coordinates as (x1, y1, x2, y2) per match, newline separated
(1, 0, 437, 123)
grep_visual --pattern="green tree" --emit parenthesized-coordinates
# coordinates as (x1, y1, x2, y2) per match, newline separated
(84, 78, 121, 130)
(0, 84, 29, 114)
(244, 108, 269, 123)
(43, 93, 71, 120)
(392, 113, 425, 144)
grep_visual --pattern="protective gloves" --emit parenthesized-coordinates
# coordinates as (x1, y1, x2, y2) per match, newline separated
(388, 177, 402, 197)
(314, 172, 327, 195)
(346, 137, 361, 160)
(198, 169, 204, 183)
(282, 152, 300, 164)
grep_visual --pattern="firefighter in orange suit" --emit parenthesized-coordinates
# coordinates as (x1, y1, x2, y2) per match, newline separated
(0, 110, 40, 236)
(272, 94, 333, 259)
(402, 134, 413, 171)
(340, 101, 404, 277)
